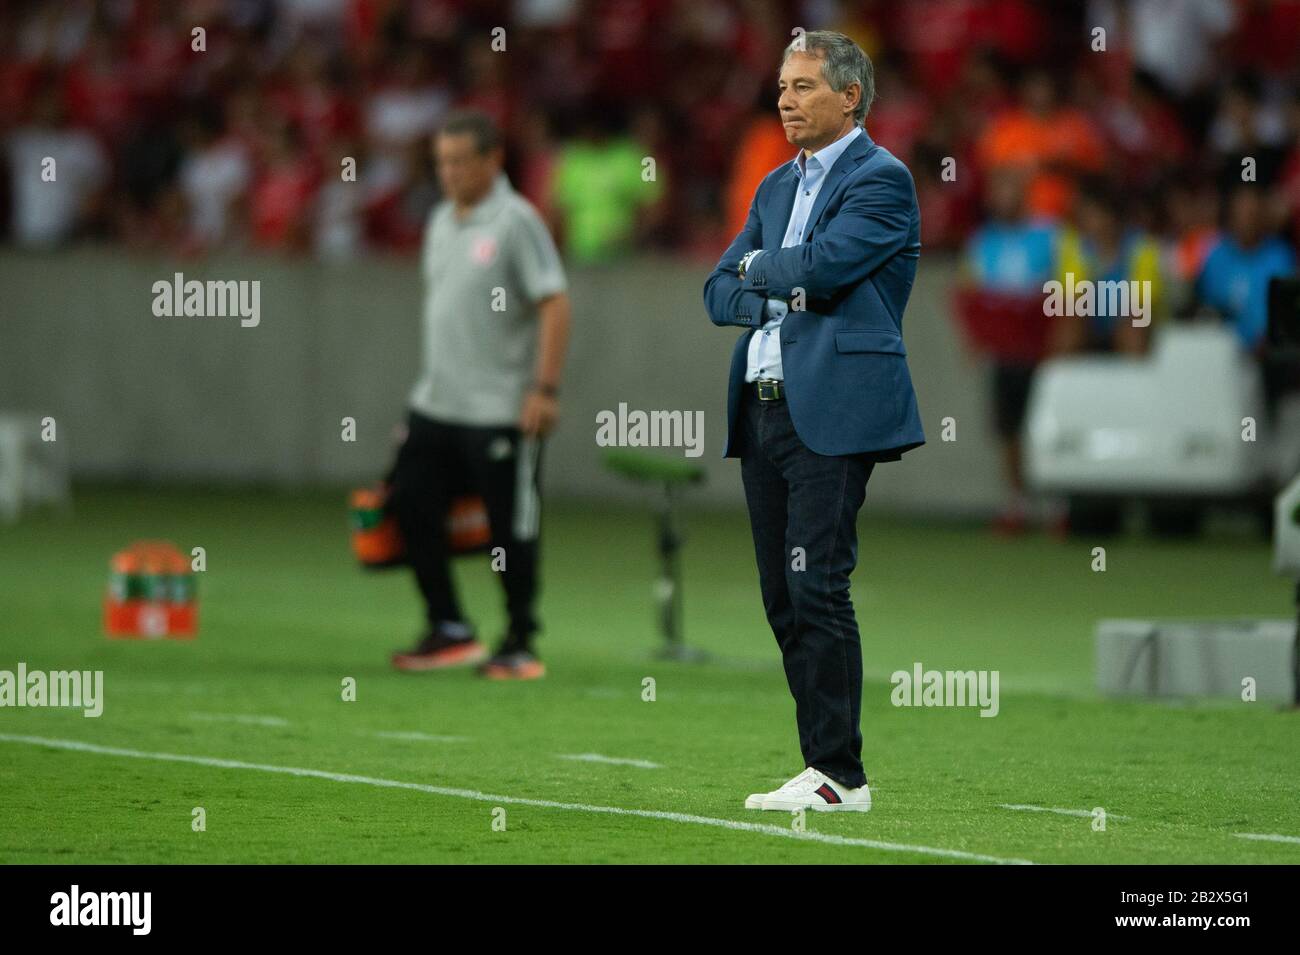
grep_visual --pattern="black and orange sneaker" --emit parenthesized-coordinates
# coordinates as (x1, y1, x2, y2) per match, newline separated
(477, 641, 546, 681)
(392, 630, 487, 671)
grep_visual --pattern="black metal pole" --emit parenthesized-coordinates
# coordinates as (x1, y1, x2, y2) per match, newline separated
(1293, 580, 1299, 706)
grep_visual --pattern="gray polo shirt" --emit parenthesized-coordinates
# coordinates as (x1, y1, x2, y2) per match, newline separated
(409, 173, 567, 426)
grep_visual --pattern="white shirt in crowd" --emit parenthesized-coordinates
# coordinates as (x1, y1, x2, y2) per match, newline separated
(1088, 0, 1234, 96)
(179, 138, 251, 247)
(5, 126, 107, 247)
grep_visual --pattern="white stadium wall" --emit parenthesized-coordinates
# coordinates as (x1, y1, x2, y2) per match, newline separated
(0, 250, 1004, 516)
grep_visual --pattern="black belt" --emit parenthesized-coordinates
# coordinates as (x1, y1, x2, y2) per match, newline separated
(752, 378, 785, 401)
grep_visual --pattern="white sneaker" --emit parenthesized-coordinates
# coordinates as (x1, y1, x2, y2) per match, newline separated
(744, 767, 814, 809)
(751, 767, 872, 812)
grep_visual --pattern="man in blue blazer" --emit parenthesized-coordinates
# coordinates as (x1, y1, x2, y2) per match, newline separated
(703, 31, 923, 813)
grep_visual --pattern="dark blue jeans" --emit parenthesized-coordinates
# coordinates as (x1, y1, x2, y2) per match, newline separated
(737, 388, 874, 788)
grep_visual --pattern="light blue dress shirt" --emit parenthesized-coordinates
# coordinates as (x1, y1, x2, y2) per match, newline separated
(745, 124, 863, 382)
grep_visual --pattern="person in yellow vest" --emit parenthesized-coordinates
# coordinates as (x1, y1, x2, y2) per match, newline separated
(1049, 177, 1169, 537)
(1050, 177, 1164, 357)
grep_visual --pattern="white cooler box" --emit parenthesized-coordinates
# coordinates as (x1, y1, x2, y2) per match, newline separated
(1025, 325, 1269, 496)
(1097, 618, 1296, 702)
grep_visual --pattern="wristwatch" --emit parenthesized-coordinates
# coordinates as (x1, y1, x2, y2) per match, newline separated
(738, 249, 763, 279)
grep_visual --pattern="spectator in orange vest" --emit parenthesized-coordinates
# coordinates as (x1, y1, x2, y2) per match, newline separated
(977, 67, 1106, 220)
(724, 108, 794, 239)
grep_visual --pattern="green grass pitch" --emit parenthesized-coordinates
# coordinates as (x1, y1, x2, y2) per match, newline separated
(1, 486, 1297, 864)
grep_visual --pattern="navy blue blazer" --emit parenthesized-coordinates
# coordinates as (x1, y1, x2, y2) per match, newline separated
(703, 129, 925, 460)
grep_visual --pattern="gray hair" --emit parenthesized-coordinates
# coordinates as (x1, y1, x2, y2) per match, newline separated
(781, 30, 875, 124)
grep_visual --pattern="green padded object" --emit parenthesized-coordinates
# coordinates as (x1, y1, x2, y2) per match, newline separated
(603, 449, 705, 485)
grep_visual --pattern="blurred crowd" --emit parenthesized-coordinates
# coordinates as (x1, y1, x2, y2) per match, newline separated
(2, 0, 1300, 271)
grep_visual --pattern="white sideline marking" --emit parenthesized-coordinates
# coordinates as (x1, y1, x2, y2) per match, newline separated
(186, 719, 469, 745)
(372, 731, 469, 743)
(1234, 832, 1300, 845)
(999, 803, 1131, 821)
(0, 733, 1033, 864)
(189, 712, 290, 727)
(558, 753, 662, 769)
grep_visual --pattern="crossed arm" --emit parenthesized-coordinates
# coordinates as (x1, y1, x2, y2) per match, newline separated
(702, 192, 769, 329)
(703, 161, 916, 326)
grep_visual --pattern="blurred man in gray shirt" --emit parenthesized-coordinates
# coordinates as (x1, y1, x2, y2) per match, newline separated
(391, 111, 571, 680)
